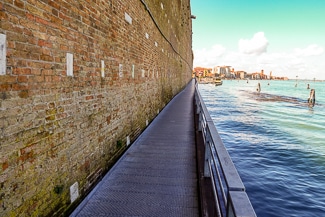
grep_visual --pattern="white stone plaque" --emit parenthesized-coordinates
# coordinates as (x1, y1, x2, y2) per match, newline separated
(131, 64, 135, 78)
(0, 34, 6, 75)
(101, 60, 105, 77)
(67, 53, 73, 76)
(125, 12, 132, 24)
(119, 64, 123, 77)
(127, 136, 130, 146)
(70, 182, 79, 203)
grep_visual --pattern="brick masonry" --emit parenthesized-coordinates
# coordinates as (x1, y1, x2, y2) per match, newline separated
(0, 0, 193, 216)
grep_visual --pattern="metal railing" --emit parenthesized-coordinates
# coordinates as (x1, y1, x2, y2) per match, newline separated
(195, 82, 257, 217)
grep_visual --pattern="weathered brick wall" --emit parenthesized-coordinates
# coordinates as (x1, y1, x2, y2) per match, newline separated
(0, 0, 193, 216)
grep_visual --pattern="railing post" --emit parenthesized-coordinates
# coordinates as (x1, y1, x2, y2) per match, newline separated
(204, 141, 211, 177)
(198, 112, 203, 131)
(196, 101, 201, 115)
(203, 131, 212, 177)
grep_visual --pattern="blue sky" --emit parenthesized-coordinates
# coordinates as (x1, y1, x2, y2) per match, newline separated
(191, 0, 325, 79)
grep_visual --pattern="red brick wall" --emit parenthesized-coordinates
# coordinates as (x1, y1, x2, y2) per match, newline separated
(0, 0, 193, 216)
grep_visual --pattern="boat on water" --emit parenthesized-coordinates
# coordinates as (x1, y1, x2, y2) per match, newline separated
(197, 77, 223, 85)
(215, 77, 223, 86)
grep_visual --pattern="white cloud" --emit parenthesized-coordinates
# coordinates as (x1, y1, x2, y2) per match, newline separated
(238, 32, 269, 55)
(211, 44, 227, 56)
(293, 44, 324, 57)
(193, 44, 226, 67)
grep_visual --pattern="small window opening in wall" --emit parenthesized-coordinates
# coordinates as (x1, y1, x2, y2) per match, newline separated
(66, 53, 73, 76)
(0, 34, 6, 75)
(141, 69, 145, 78)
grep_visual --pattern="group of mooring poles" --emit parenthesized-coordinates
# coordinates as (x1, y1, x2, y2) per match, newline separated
(256, 82, 316, 107)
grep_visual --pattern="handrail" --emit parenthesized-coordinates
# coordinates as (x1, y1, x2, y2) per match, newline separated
(194, 81, 256, 217)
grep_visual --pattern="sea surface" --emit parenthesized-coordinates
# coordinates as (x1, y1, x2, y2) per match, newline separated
(198, 80, 325, 217)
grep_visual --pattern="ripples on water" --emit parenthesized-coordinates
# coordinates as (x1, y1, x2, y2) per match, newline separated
(198, 80, 325, 217)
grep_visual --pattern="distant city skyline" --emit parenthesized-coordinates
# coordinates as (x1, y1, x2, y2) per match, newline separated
(191, 0, 325, 80)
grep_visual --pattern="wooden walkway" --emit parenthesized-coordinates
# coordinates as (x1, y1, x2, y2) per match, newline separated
(70, 80, 199, 217)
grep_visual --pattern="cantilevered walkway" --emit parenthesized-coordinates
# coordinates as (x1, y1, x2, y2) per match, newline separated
(71, 80, 199, 216)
